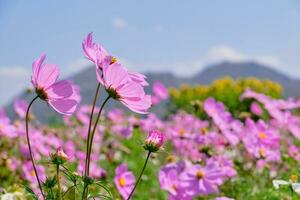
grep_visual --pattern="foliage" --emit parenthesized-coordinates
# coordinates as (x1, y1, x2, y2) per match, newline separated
(169, 77, 282, 118)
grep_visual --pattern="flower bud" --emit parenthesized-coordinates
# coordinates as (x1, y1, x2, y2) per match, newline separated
(143, 130, 165, 152)
(51, 147, 69, 165)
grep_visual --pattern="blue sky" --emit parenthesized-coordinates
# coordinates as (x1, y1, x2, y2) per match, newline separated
(1, 0, 300, 105)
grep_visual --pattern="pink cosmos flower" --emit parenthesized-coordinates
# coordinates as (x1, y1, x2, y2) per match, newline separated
(13, 99, 28, 119)
(153, 81, 169, 100)
(206, 156, 237, 179)
(108, 109, 133, 138)
(22, 161, 46, 185)
(151, 81, 169, 105)
(144, 130, 165, 152)
(89, 162, 107, 179)
(114, 164, 135, 200)
(250, 102, 263, 116)
(7, 157, 21, 172)
(83, 33, 149, 87)
(75, 105, 100, 125)
(180, 163, 224, 197)
(82, 32, 109, 68)
(241, 89, 300, 139)
(100, 62, 151, 114)
(288, 144, 300, 161)
(204, 98, 241, 145)
(139, 113, 164, 132)
(0, 109, 17, 138)
(242, 118, 281, 162)
(159, 162, 193, 200)
(180, 162, 224, 197)
(31, 54, 80, 115)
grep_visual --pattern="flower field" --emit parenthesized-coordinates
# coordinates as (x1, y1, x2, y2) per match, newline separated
(1, 33, 300, 200)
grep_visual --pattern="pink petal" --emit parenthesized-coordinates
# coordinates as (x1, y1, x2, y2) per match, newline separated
(48, 99, 79, 116)
(46, 80, 73, 99)
(103, 63, 129, 89)
(128, 71, 149, 86)
(117, 81, 144, 100)
(121, 95, 151, 114)
(36, 63, 60, 89)
(31, 54, 46, 87)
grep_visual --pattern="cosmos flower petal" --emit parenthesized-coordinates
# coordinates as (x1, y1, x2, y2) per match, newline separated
(103, 63, 130, 88)
(128, 71, 149, 86)
(48, 99, 79, 116)
(117, 81, 144, 99)
(116, 164, 128, 176)
(36, 63, 60, 89)
(31, 54, 46, 87)
(121, 95, 151, 114)
(46, 80, 74, 99)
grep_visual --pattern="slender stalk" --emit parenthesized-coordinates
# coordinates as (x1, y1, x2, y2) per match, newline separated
(57, 164, 62, 200)
(50, 188, 54, 199)
(84, 83, 101, 177)
(25, 96, 45, 199)
(82, 96, 110, 199)
(126, 151, 151, 200)
(74, 184, 77, 200)
(86, 96, 111, 175)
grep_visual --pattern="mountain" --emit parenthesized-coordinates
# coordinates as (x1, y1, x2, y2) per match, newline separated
(190, 62, 300, 97)
(6, 61, 300, 121)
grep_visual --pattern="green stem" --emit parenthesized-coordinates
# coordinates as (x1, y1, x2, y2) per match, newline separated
(74, 184, 77, 200)
(84, 83, 101, 177)
(126, 151, 151, 200)
(82, 83, 100, 200)
(82, 96, 110, 200)
(25, 96, 45, 199)
(86, 96, 111, 175)
(50, 188, 54, 199)
(57, 164, 62, 200)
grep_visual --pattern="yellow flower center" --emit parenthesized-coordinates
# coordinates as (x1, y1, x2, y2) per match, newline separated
(179, 128, 186, 136)
(166, 155, 177, 163)
(110, 57, 117, 64)
(258, 132, 267, 139)
(259, 148, 266, 158)
(291, 175, 298, 183)
(119, 177, 126, 187)
(201, 127, 208, 135)
(30, 170, 36, 177)
(196, 170, 204, 179)
(171, 184, 177, 191)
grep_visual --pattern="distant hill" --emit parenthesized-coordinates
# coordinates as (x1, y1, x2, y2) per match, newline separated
(6, 61, 300, 121)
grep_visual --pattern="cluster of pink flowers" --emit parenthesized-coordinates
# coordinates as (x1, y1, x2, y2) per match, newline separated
(241, 88, 300, 138)
(3, 32, 300, 200)
(159, 158, 235, 199)
(242, 118, 281, 167)
(3, 84, 300, 199)
(204, 98, 243, 146)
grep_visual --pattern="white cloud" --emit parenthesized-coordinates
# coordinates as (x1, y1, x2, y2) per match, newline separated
(206, 45, 245, 62)
(0, 66, 29, 106)
(112, 16, 127, 29)
(0, 66, 29, 77)
(204, 45, 282, 68)
(63, 58, 91, 77)
(116, 45, 284, 77)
